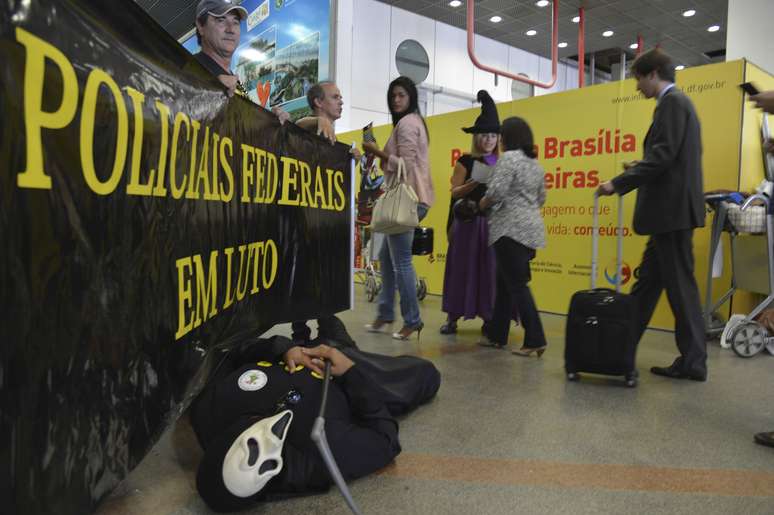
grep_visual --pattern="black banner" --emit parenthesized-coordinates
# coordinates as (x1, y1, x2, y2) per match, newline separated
(0, 1, 352, 513)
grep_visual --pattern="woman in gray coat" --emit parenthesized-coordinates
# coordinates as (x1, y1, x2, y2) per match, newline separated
(479, 117, 547, 355)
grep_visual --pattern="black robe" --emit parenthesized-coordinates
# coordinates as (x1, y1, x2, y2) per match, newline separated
(191, 334, 440, 512)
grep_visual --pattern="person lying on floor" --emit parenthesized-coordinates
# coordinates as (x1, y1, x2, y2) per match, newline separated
(190, 328, 440, 512)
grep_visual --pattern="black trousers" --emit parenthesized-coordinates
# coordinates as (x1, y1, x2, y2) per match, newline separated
(631, 230, 706, 375)
(489, 237, 547, 348)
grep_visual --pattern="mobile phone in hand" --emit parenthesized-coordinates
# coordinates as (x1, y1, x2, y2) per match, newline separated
(740, 82, 761, 96)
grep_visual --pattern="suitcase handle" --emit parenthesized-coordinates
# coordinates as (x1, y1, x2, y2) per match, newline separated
(587, 287, 618, 294)
(591, 192, 624, 292)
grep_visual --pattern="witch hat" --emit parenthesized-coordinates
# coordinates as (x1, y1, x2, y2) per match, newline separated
(462, 90, 500, 133)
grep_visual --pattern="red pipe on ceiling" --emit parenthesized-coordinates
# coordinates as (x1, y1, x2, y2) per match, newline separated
(466, 0, 559, 89)
(578, 7, 585, 88)
(636, 34, 644, 56)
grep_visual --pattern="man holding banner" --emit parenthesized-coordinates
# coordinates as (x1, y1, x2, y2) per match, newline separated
(194, 0, 289, 122)
(290, 81, 361, 344)
(296, 81, 345, 145)
(597, 49, 707, 382)
(193, 0, 246, 94)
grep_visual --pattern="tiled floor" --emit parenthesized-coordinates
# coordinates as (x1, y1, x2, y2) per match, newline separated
(98, 288, 774, 515)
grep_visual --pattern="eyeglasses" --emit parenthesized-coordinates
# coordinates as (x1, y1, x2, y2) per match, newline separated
(275, 389, 302, 412)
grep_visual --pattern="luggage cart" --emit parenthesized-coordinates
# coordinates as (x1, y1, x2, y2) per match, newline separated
(354, 164, 383, 302)
(705, 193, 774, 357)
(354, 228, 430, 302)
(702, 194, 740, 339)
(352, 157, 431, 303)
(354, 223, 382, 302)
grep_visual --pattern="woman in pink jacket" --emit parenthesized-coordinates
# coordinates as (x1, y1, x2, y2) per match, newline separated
(363, 76, 435, 340)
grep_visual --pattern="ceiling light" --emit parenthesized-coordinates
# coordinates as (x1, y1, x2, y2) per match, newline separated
(675, 65, 685, 70)
(490, 15, 502, 23)
(629, 43, 639, 49)
(558, 42, 568, 48)
(707, 25, 720, 32)
(571, 16, 580, 23)
(602, 30, 614, 37)
(448, 0, 462, 6)
(536, 0, 550, 6)
(526, 29, 537, 36)
(682, 9, 696, 17)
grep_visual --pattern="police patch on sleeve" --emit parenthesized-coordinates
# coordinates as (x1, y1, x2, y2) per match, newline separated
(238, 370, 268, 391)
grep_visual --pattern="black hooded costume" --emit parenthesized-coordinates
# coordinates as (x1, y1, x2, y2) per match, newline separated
(191, 320, 440, 512)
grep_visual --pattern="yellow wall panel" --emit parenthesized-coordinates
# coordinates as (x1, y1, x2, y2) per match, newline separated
(342, 60, 747, 330)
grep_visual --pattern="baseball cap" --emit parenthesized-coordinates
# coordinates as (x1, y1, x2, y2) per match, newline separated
(196, 0, 248, 19)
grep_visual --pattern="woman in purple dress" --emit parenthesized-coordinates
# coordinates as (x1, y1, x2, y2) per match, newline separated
(440, 91, 516, 335)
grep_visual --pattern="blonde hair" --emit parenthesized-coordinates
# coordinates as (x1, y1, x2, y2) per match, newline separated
(470, 133, 500, 157)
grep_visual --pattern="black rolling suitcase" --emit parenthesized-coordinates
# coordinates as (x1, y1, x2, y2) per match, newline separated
(564, 194, 639, 387)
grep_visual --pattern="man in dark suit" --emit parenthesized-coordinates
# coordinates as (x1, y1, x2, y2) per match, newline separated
(597, 49, 707, 381)
(749, 89, 774, 448)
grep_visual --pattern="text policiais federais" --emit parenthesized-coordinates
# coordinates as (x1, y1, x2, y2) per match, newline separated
(10, 28, 348, 342)
(13, 28, 347, 212)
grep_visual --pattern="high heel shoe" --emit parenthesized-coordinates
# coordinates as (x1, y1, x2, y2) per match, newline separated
(365, 319, 393, 333)
(392, 323, 423, 341)
(511, 346, 546, 357)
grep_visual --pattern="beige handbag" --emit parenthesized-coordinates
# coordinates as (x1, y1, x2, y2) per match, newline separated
(370, 158, 419, 234)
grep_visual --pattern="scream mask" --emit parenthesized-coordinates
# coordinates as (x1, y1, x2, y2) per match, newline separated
(221, 410, 293, 497)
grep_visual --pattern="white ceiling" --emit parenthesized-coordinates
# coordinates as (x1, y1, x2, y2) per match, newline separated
(135, 0, 728, 71)
(376, 0, 728, 70)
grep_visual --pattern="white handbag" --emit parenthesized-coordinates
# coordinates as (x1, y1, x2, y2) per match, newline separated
(369, 158, 419, 234)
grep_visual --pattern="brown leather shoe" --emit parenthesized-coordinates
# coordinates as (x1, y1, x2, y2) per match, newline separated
(754, 431, 774, 448)
(650, 365, 706, 382)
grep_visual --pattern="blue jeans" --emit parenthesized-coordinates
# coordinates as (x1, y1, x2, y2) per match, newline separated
(377, 205, 428, 329)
